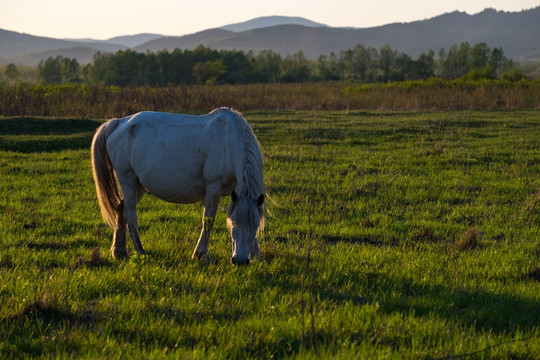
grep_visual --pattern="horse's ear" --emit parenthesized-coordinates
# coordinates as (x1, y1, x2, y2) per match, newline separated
(257, 194, 265, 207)
(231, 191, 239, 204)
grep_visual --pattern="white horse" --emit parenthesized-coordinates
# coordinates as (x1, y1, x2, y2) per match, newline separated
(91, 108, 265, 265)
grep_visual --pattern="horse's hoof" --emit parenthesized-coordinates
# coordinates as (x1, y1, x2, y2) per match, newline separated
(192, 252, 213, 264)
(111, 248, 130, 260)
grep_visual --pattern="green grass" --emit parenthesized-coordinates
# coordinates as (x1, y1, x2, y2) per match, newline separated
(1, 111, 539, 359)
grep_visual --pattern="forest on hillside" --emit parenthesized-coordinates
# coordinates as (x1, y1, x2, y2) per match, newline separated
(0, 42, 534, 87)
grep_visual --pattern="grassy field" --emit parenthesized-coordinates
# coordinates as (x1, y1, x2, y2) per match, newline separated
(0, 110, 539, 358)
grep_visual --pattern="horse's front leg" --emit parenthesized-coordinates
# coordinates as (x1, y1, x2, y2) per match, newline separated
(192, 189, 220, 263)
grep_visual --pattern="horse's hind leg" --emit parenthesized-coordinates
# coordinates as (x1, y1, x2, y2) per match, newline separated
(120, 177, 147, 256)
(111, 205, 129, 259)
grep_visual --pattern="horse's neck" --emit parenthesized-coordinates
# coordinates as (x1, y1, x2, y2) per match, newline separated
(235, 152, 263, 199)
(228, 114, 264, 198)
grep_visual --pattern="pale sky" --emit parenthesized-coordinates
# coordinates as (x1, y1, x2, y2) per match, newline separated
(1, 0, 538, 40)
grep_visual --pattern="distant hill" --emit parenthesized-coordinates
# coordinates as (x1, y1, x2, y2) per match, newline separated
(63, 33, 164, 48)
(0, 29, 127, 62)
(134, 25, 359, 57)
(1, 7, 539, 66)
(139, 25, 365, 58)
(220, 16, 328, 32)
(134, 29, 234, 54)
(4, 46, 109, 67)
(104, 33, 163, 48)
(135, 7, 540, 61)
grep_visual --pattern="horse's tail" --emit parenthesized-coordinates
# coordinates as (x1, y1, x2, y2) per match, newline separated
(91, 119, 123, 228)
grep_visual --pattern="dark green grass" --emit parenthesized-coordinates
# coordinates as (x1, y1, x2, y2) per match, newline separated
(0, 111, 539, 359)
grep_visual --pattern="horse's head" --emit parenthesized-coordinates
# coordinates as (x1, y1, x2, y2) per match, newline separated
(227, 191, 265, 266)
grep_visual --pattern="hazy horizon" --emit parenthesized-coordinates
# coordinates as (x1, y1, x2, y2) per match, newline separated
(1, 0, 538, 40)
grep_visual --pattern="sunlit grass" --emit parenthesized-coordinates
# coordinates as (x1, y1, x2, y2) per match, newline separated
(0, 110, 539, 358)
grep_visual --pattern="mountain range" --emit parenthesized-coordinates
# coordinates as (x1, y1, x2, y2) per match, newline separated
(1, 8, 539, 67)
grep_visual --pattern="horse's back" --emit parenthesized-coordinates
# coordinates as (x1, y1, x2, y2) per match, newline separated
(106, 109, 242, 203)
(113, 109, 238, 143)
(109, 110, 232, 150)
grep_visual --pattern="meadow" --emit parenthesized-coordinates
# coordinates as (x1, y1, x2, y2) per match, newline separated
(0, 109, 539, 358)
(1, 80, 539, 119)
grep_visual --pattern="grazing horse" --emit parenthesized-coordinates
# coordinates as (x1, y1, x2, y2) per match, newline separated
(91, 108, 265, 265)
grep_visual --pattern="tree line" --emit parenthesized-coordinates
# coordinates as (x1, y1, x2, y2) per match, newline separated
(27, 42, 526, 86)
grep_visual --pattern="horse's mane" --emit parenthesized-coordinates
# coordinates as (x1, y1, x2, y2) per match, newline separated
(217, 108, 265, 199)
(218, 108, 266, 231)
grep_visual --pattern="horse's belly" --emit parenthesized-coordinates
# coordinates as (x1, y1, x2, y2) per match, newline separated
(138, 166, 206, 204)
(143, 180, 205, 204)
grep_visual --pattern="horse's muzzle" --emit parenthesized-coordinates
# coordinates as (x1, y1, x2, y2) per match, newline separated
(231, 256, 250, 266)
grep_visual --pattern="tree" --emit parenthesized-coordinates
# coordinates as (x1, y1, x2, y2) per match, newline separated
(342, 49, 355, 80)
(280, 51, 310, 82)
(38, 56, 80, 84)
(95, 49, 161, 86)
(169, 48, 197, 84)
(392, 52, 413, 81)
(471, 42, 490, 69)
(328, 52, 345, 81)
(220, 50, 251, 84)
(462, 66, 496, 80)
(441, 42, 472, 78)
(75, 42, 523, 86)
(255, 50, 281, 83)
(193, 59, 227, 85)
(379, 45, 396, 82)
(463, 42, 495, 79)
(5, 63, 19, 82)
(85, 51, 112, 85)
(501, 60, 526, 81)
(61, 57, 80, 83)
(489, 47, 506, 76)
(413, 50, 435, 79)
(351, 45, 376, 82)
(38, 57, 62, 84)
(316, 54, 339, 81)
